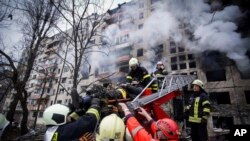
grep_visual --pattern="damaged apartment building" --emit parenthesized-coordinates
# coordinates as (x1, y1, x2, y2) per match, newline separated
(2, 0, 250, 134)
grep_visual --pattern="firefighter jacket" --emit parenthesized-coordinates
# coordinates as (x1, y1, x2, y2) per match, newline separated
(45, 108, 100, 141)
(187, 91, 211, 123)
(127, 66, 158, 92)
(125, 115, 158, 141)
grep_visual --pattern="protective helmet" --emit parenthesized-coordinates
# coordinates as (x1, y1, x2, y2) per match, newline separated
(129, 57, 138, 67)
(157, 61, 163, 65)
(156, 118, 179, 140)
(96, 114, 125, 141)
(0, 113, 9, 137)
(43, 104, 70, 126)
(192, 79, 204, 89)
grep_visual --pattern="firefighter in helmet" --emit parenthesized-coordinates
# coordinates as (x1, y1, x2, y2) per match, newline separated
(152, 61, 168, 89)
(186, 79, 211, 141)
(119, 103, 180, 141)
(123, 57, 158, 98)
(43, 98, 101, 141)
(96, 113, 125, 141)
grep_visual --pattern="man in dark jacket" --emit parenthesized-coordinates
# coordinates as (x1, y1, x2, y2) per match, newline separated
(152, 61, 168, 89)
(124, 57, 158, 98)
(186, 79, 211, 141)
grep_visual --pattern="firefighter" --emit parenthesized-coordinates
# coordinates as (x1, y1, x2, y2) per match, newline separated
(123, 57, 158, 98)
(152, 61, 168, 89)
(119, 103, 180, 141)
(43, 98, 101, 141)
(186, 79, 211, 141)
(96, 113, 125, 141)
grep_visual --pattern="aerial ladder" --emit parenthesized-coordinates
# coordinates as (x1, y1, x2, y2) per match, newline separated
(127, 75, 196, 119)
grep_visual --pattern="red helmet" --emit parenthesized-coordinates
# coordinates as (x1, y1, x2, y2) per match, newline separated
(156, 118, 179, 140)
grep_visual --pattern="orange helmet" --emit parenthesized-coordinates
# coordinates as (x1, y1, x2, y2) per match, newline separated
(156, 118, 179, 140)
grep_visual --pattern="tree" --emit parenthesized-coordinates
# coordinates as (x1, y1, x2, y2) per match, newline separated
(0, 0, 61, 135)
(51, 0, 113, 109)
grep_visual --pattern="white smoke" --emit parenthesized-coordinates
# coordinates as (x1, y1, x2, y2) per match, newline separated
(129, 0, 250, 75)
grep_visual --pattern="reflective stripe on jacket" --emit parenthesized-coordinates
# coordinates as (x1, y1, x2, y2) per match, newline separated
(127, 66, 158, 92)
(188, 92, 210, 123)
(126, 116, 158, 141)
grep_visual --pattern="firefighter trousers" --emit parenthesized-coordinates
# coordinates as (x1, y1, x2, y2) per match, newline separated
(190, 122, 208, 141)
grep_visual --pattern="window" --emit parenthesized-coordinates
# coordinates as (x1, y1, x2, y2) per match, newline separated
(188, 54, 194, 60)
(57, 100, 62, 104)
(137, 49, 143, 57)
(178, 47, 185, 52)
(47, 88, 50, 93)
(180, 63, 186, 69)
(58, 69, 60, 74)
(189, 62, 196, 68)
(139, 13, 144, 19)
(53, 89, 55, 95)
(50, 100, 53, 105)
(170, 41, 176, 48)
(212, 116, 233, 129)
(170, 48, 176, 54)
(154, 44, 163, 54)
(209, 92, 231, 104)
(61, 77, 67, 83)
(179, 55, 186, 61)
(245, 90, 250, 104)
(171, 64, 178, 70)
(171, 57, 177, 63)
(206, 69, 226, 82)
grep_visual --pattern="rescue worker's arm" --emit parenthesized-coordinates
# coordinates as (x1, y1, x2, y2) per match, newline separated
(201, 93, 211, 122)
(162, 69, 168, 75)
(119, 103, 155, 141)
(56, 98, 100, 141)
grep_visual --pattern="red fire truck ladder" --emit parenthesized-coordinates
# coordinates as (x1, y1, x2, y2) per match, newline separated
(129, 75, 196, 110)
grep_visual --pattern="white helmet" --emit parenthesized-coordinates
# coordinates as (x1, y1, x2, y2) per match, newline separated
(96, 114, 125, 141)
(157, 61, 163, 65)
(43, 104, 70, 126)
(0, 113, 9, 137)
(129, 57, 138, 67)
(192, 79, 204, 89)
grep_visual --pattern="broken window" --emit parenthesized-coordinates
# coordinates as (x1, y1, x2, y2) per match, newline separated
(188, 54, 194, 60)
(206, 69, 226, 82)
(212, 116, 233, 129)
(209, 92, 231, 104)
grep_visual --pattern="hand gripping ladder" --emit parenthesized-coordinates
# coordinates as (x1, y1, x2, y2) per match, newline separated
(129, 75, 196, 110)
